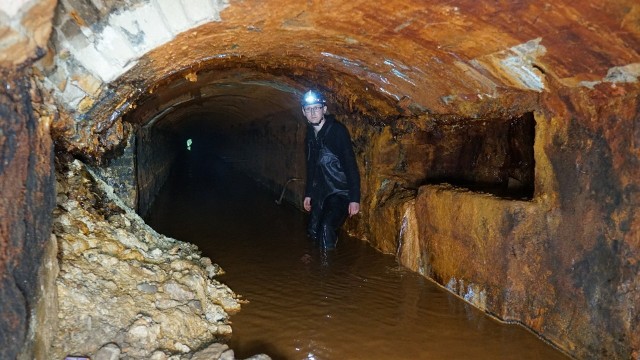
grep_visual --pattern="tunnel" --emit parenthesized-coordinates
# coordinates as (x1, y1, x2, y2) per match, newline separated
(1, 0, 639, 359)
(127, 72, 537, 219)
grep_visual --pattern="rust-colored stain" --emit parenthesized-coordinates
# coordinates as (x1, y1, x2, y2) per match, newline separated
(68, 10, 86, 28)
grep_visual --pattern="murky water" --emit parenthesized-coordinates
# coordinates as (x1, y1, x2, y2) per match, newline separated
(145, 157, 568, 360)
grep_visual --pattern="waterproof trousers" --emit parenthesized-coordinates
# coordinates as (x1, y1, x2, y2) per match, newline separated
(307, 194, 350, 249)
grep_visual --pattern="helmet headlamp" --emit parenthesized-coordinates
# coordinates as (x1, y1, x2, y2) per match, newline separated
(302, 90, 325, 106)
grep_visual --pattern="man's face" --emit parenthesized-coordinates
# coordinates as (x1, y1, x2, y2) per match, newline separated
(302, 104, 326, 124)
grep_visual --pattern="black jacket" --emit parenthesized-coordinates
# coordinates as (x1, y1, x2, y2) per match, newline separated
(304, 115, 360, 207)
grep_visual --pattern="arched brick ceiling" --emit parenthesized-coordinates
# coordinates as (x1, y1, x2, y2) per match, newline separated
(129, 75, 303, 134)
(32, 0, 638, 159)
(117, 0, 639, 132)
(116, 0, 640, 118)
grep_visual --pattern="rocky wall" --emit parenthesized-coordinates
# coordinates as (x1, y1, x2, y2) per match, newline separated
(0, 69, 56, 360)
(0, 0, 56, 67)
(0, 1, 58, 358)
(395, 80, 640, 359)
(51, 158, 245, 359)
(538, 81, 640, 359)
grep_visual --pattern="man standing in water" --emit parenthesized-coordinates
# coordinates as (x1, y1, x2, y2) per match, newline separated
(302, 90, 360, 249)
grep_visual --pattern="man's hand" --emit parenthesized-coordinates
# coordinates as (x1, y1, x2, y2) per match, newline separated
(348, 202, 360, 217)
(303, 197, 312, 212)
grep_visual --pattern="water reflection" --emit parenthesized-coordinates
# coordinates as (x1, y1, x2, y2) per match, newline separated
(145, 157, 568, 360)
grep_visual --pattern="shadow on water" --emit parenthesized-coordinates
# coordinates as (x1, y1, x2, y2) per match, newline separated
(145, 153, 569, 360)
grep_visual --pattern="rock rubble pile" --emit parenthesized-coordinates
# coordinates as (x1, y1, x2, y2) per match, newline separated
(51, 158, 266, 359)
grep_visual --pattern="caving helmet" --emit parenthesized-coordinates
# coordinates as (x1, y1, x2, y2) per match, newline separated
(301, 90, 326, 107)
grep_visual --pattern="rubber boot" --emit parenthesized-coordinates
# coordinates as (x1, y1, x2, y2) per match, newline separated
(319, 223, 338, 249)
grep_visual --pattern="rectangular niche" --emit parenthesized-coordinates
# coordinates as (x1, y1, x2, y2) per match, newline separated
(421, 112, 535, 200)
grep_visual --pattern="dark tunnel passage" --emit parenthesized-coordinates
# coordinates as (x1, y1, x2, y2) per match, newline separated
(128, 78, 537, 221)
(127, 80, 308, 217)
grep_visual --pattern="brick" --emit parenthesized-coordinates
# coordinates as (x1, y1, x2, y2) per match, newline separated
(154, 0, 190, 34)
(77, 95, 96, 113)
(110, 2, 172, 53)
(70, 71, 103, 96)
(51, 1, 67, 28)
(59, 81, 87, 110)
(69, 41, 122, 82)
(64, 0, 100, 28)
(181, 0, 213, 25)
(87, 0, 107, 13)
(94, 25, 138, 68)
(60, 18, 83, 40)
(94, 0, 124, 13)
(66, 33, 90, 52)
(48, 63, 70, 92)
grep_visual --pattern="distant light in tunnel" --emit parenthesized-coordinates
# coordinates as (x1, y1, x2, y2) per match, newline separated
(187, 138, 192, 151)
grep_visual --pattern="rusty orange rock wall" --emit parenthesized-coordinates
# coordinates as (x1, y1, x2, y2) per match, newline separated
(113, 63, 639, 359)
(402, 81, 640, 359)
(541, 81, 640, 358)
